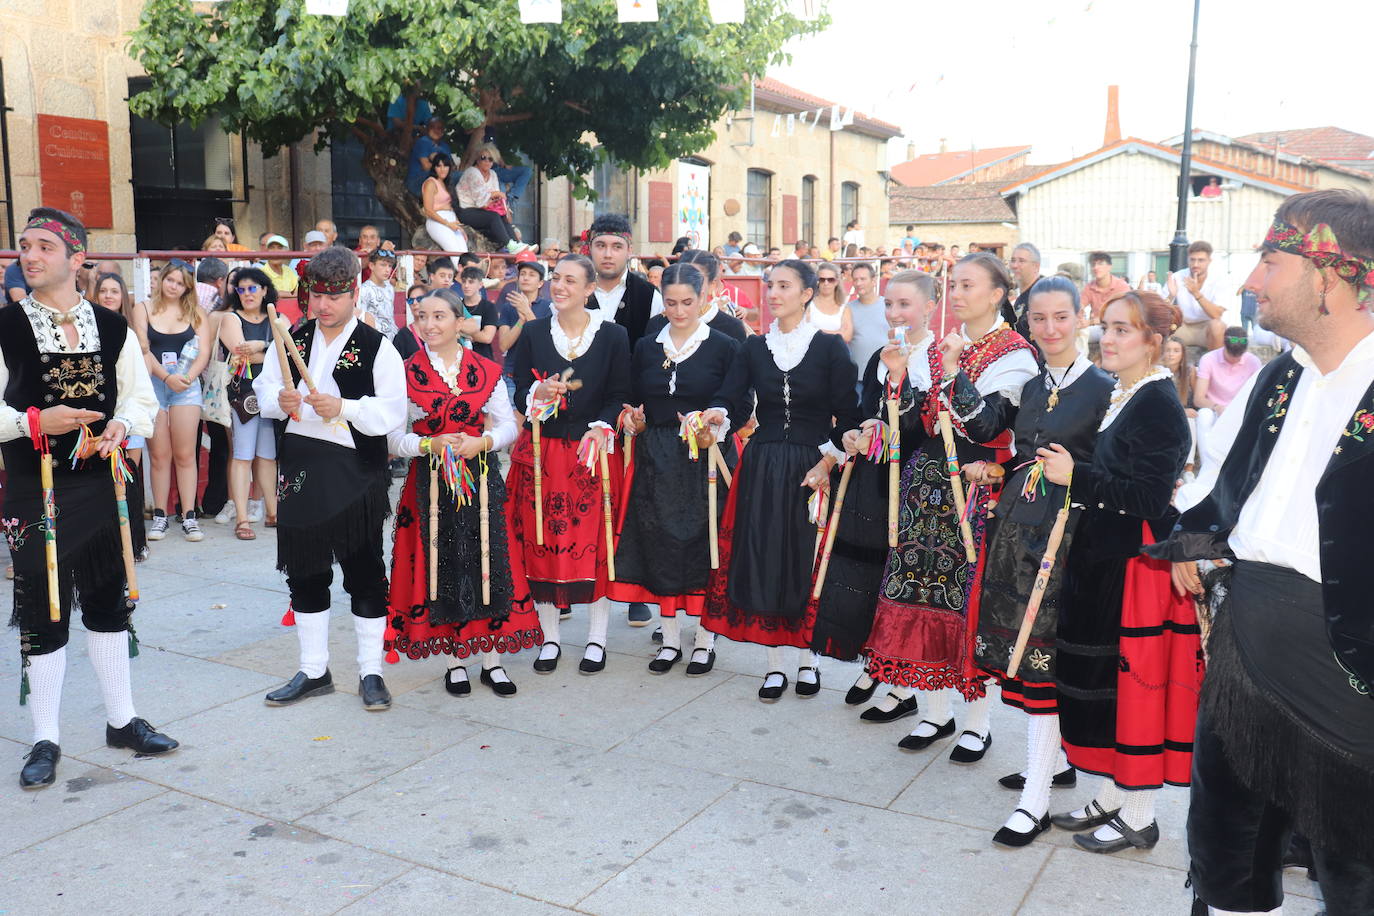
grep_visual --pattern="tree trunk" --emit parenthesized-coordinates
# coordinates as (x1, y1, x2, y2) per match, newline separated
(360, 128, 426, 240)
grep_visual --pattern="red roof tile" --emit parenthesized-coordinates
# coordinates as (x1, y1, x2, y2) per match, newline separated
(891, 146, 1031, 187)
(752, 77, 903, 138)
(1237, 126, 1374, 163)
(889, 181, 1016, 224)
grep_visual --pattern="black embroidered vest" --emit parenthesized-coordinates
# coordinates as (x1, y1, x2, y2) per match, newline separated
(588, 271, 656, 349)
(287, 319, 389, 473)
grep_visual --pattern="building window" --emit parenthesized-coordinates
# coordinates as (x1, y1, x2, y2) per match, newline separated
(747, 169, 771, 248)
(330, 135, 401, 246)
(593, 153, 633, 218)
(841, 181, 860, 235)
(801, 175, 816, 246)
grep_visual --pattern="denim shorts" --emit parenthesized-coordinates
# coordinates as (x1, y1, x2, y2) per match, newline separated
(125, 435, 146, 450)
(231, 412, 277, 462)
(152, 375, 203, 410)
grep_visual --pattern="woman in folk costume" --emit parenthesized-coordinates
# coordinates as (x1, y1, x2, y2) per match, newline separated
(610, 264, 741, 675)
(808, 270, 936, 695)
(506, 254, 630, 675)
(1046, 291, 1199, 855)
(384, 290, 540, 698)
(965, 277, 1115, 847)
(701, 259, 861, 701)
(863, 252, 1037, 757)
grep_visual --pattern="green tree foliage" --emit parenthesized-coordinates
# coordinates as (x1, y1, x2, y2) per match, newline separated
(129, 0, 825, 236)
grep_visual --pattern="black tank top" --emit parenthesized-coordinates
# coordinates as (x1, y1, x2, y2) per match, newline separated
(145, 305, 196, 365)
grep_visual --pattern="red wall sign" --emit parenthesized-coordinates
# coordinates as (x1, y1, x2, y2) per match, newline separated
(647, 181, 674, 244)
(37, 115, 113, 229)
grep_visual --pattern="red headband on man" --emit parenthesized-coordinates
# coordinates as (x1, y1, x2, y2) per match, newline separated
(308, 276, 358, 295)
(24, 217, 85, 253)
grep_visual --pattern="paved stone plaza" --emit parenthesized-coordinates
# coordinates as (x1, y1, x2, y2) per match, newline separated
(1, 518, 1325, 915)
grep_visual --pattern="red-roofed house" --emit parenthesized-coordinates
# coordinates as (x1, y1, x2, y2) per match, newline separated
(1163, 129, 1374, 191)
(1238, 127, 1374, 174)
(891, 144, 1032, 187)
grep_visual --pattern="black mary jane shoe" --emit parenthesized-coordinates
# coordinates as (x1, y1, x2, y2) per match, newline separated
(648, 647, 683, 675)
(359, 674, 392, 710)
(533, 642, 562, 674)
(19, 740, 60, 790)
(795, 667, 821, 697)
(264, 669, 335, 706)
(1050, 799, 1121, 832)
(685, 648, 716, 677)
(992, 808, 1052, 848)
(579, 642, 607, 674)
(949, 730, 993, 764)
(480, 666, 517, 697)
(897, 718, 956, 751)
(999, 766, 1077, 791)
(651, 626, 664, 644)
(859, 694, 920, 723)
(1072, 816, 1160, 854)
(758, 672, 788, 702)
(444, 667, 472, 697)
(106, 718, 179, 755)
(844, 678, 878, 706)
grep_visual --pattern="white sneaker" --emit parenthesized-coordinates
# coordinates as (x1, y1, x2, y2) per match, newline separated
(247, 499, 265, 523)
(148, 515, 169, 541)
(182, 514, 204, 543)
(505, 240, 531, 254)
(214, 504, 236, 526)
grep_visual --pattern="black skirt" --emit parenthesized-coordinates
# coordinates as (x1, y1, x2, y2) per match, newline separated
(810, 457, 890, 661)
(275, 435, 392, 576)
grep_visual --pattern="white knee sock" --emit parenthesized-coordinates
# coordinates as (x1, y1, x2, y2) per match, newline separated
(536, 601, 561, 652)
(797, 651, 820, 684)
(354, 616, 386, 678)
(295, 609, 331, 678)
(87, 631, 138, 729)
(659, 615, 682, 651)
(871, 684, 913, 713)
(482, 650, 511, 683)
(1055, 745, 1070, 773)
(692, 625, 715, 653)
(765, 645, 785, 674)
(852, 671, 875, 691)
(1096, 778, 1127, 813)
(1092, 787, 1156, 841)
(954, 694, 992, 752)
(1005, 715, 1061, 832)
(26, 648, 66, 745)
(583, 598, 610, 663)
(910, 688, 952, 737)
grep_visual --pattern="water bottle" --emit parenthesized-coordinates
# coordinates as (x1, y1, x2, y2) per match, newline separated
(174, 335, 200, 377)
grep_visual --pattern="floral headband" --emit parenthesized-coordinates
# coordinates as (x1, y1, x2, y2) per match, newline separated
(1263, 218, 1374, 311)
(25, 217, 85, 253)
(308, 276, 358, 295)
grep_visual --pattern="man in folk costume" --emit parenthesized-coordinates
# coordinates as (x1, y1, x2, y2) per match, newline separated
(4, 208, 174, 789)
(254, 246, 407, 711)
(1152, 190, 1374, 915)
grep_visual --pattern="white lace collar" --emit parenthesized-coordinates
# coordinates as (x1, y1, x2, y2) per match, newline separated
(656, 320, 711, 395)
(960, 320, 1009, 345)
(424, 343, 463, 394)
(550, 306, 606, 361)
(764, 318, 819, 373)
(1042, 355, 1091, 392)
(699, 301, 721, 326)
(22, 296, 99, 353)
(875, 330, 935, 390)
(1099, 366, 1173, 430)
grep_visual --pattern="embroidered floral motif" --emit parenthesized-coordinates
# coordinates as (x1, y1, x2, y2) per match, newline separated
(335, 343, 362, 372)
(1264, 385, 1290, 422)
(1027, 649, 1051, 672)
(277, 470, 306, 501)
(1335, 652, 1371, 696)
(1342, 408, 1374, 444)
(2, 517, 39, 551)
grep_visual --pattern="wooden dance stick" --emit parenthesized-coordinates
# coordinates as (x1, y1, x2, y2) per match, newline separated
(812, 460, 854, 599)
(39, 452, 60, 622)
(479, 454, 491, 605)
(113, 475, 139, 602)
(264, 305, 301, 421)
(1007, 501, 1071, 677)
(599, 446, 616, 581)
(886, 396, 900, 548)
(707, 446, 720, 570)
(428, 459, 439, 602)
(937, 410, 977, 563)
(268, 306, 318, 395)
(532, 419, 544, 546)
(710, 444, 732, 487)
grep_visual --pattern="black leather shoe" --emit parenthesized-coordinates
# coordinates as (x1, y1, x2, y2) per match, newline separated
(444, 667, 471, 696)
(795, 667, 821, 697)
(992, 808, 1051, 848)
(533, 642, 561, 674)
(999, 766, 1077, 790)
(265, 670, 334, 706)
(844, 678, 878, 706)
(106, 718, 179, 755)
(558, 606, 571, 620)
(1073, 816, 1160, 854)
(359, 675, 391, 710)
(949, 730, 993, 764)
(627, 604, 652, 627)
(897, 718, 956, 750)
(579, 642, 607, 674)
(19, 741, 60, 790)
(685, 648, 716, 677)
(651, 626, 663, 644)
(480, 666, 517, 697)
(758, 672, 788, 702)
(860, 694, 920, 723)
(1050, 800, 1121, 832)
(648, 647, 682, 674)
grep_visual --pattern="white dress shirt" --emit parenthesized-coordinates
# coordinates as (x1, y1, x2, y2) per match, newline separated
(254, 317, 408, 449)
(1177, 329, 1374, 583)
(593, 270, 665, 318)
(387, 345, 517, 457)
(1170, 268, 1228, 325)
(0, 298, 156, 442)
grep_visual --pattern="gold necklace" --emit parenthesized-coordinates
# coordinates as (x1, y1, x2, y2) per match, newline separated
(1045, 358, 1077, 411)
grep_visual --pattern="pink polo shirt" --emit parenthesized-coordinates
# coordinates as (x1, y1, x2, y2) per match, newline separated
(1198, 348, 1262, 411)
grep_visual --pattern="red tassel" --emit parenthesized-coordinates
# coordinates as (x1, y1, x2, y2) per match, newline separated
(280, 605, 296, 627)
(384, 624, 400, 664)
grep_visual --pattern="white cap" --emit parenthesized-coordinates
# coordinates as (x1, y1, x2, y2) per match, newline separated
(303, 230, 328, 244)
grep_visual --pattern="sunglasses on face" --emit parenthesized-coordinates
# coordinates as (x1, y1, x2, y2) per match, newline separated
(478, 155, 494, 162)
(406, 296, 424, 305)
(374, 250, 396, 259)
(168, 258, 192, 271)
(818, 277, 838, 283)
(235, 285, 261, 295)
(1226, 337, 1247, 345)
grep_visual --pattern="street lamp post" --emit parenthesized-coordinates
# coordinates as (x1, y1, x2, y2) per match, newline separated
(1169, 0, 1202, 272)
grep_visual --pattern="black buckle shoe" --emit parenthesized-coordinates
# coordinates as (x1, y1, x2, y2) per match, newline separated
(685, 648, 716, 677)
(533, 642, 561, 674)
(999, 766, 1077, 791)
(648, 647, 682, 675)
(106, 718, 179, 755)
(844, 678, 878, 706)
(795, 666, 821, 697)
(579, 642, 607, 674)
(992, 808, 1052, 848)
(860, 694, 920, 723)
(444, 667, 471, 697)
(949, 730, 993, 764)
(265, 670, 334, 706)
(897, 718, 956, 751)
(1050, 799, 1121, 832)
(1072, 816, 1160, 854)
(359, 675, 391, 710)
(480, 666, 517, 697)
(758, 672, 788, 702)
(19, 741, 60, 790)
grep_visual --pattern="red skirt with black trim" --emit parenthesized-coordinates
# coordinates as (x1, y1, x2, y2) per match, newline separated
(505, 428, 623, 606)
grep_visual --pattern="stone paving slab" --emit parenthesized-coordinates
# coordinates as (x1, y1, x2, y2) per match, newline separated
(298, 725, 737, 908)
(133, 580, 294, 659)
(337, 865, 570, 914)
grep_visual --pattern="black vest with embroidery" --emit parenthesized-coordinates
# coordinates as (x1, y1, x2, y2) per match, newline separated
(287, 319, 389, 473)
(0, 302, 124, 480)
(589, 270, 656, 349)
(1150, 351, 1374, 697)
